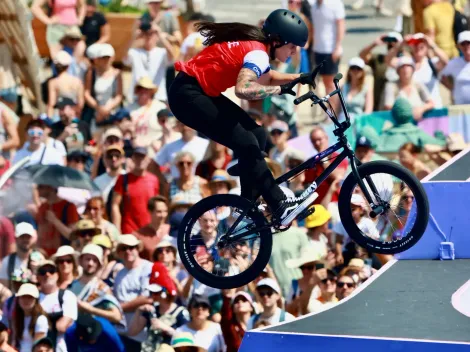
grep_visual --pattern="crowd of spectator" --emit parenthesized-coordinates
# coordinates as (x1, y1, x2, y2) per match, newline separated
(0, 0, 468, 351)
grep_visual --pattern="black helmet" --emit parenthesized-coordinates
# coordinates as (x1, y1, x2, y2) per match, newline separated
(263, 9, 309, 47)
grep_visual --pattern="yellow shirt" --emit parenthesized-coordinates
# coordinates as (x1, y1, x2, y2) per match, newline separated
(423, 2, 459, 58)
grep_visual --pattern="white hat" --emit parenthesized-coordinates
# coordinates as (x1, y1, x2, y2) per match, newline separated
(458, 30, 470, 44)
(285, 247, 324, 268)
(15, 222, 36, 238)
(256, 278, 281, 294)
(385, 31, 403, 42)
(348, 57, 365, 69)
(148, 284, 164, 293)
(54, 50, 72, 66)
(86, 43, 102, 60)
(268, 120, 289, 133)
(81, 244, 104, 265)
(16, 283, 39, 299)
(396, 56, 415, 70)
(351, 194, 367, 209)
(118, 234, 141, 247)
(156, 240, 176, 251)
(52, 245, 76, 259)
(96, 43, 115, 58)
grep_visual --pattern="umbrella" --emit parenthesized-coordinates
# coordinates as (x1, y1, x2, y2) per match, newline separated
(29, 164, 100, 192)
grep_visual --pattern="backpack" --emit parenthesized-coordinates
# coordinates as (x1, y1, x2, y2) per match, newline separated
(106, 173, 129, 221)
(46, 289, 65, 349)
(453, 8, 469, 45)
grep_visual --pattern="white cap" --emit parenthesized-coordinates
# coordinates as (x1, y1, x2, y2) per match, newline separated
(54, 50, 72, 66)
(118, 234, 141, 247)
(351, 193, 367, 209)
(52, 245, 76, 259)
(96, 43, 115, 58)
(15, 222, 35, 238)
(396, 56, 415, 70)
(458, 30, 470, 44)
(16, 283, 39, 299)
(348, 57, 365, 69)
(256, 278, 281, 294)
(385, 31, 403, 42)
(81, 244, 103, 265)
(148, 284, 164, 293)
(86, 43, 102, 60)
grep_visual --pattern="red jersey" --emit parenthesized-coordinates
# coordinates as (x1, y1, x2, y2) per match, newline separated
(175, 40, 271, 96)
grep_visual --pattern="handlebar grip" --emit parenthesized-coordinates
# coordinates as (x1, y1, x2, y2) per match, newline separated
(334, 73, 343, 82)
(294, 91, 314, 105)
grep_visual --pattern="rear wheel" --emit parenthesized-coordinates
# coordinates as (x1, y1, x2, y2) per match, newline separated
(338, 161, 429, 254)
(178, 194, 272, 289)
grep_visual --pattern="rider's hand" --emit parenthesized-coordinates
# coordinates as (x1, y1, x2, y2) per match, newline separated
(280, 81, 296, 96)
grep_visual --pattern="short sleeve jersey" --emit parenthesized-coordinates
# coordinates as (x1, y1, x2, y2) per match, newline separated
(175, 40, 271, 96)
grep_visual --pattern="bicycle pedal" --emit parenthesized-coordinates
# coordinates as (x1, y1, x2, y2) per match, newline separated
(297, 205, 316, 222)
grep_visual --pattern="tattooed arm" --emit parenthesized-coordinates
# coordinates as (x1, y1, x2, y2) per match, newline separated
(235, 68, 282, 100)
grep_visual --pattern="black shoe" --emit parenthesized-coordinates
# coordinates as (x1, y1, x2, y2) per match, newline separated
(227, 152, 269, 177)
(273, 192, 319, 226)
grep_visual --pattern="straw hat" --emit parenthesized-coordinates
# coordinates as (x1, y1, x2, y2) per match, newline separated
(285, 247, 325, 269)
(208, 170, 237, 189)
(135, 76, 158, 94)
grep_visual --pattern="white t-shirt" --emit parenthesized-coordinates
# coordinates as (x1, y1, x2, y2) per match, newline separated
(94, 170, 127, 203)
(22, 138, 67, 158)
(414, 57, 442, 108)
(333, 217, 380, 250)
(19, 314, 49, 352)
(180, 32, 205, 55)
(0, 254, 28, 280)
(441, 56, 470, 105)
(39, 289, 78, 352)
(311, 0, 346, 54)
(175, 323, 226, 352)
(125, 47, 169, 103)
(247, 307, 295, 330)
(155, 136, 209, 179)
(113, 259, 153, 342)
(12, 143, 65, 167)
(307, 234, 329, 259)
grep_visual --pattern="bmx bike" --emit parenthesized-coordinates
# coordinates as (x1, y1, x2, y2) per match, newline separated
(177, 70, 429, 289)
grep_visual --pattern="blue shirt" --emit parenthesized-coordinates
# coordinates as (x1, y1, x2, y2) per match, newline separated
(65, 316, 125, 352)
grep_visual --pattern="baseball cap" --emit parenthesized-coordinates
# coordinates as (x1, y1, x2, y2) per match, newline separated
(356, 135, 373, 148)
(54, 97, 77, 109)
(157, 109, 174, 119)
(133, 146, 148, 155)
(76, 314, 103, 342)
(231, 291, 254, 305)
(396, 56, 415, 70)
(110, 108, 131, 123)
(406, 33, 426, 46)
(102, 127, 123, 141)
(348, 57, 365, 69)
(458, 30, 470, 44)
(32, 337, 54, 350)
(188, 294, 211, 308)
(384, 31, 403, 42)
(105, 144, 124, 156)
(86, 43, 102, 60)
(15, 222, 36, 238)
(54, 50, 72, 66)
(96, 43, 115, 58)
(268, 120, 289, 133)
(256, 278, 281, 294)
(17, 283, 39, 298)
(92, 234, 112, 249)
(351, 193, 367, 208)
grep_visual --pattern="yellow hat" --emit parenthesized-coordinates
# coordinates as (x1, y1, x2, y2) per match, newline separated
(92, 234, 112, 249)
(305, 205, 331, 228)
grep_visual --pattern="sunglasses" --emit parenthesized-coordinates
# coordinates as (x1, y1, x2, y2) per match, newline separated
(38, 266, 57, 276)
(337, 282, 355, 288)
(118, 245, 138, 252)
(57, 258, 73, 265)
(28, 129, 43, 137)
(258, 290, 275, 297)
(157, 247, 174, 254)
(300, 264, 315, 271)
(78, 230, 96, 238)
(401, 195, 414, 201)
(106, 153, 122, 160)
(191, 303, 210, 310)
(321, 277, 336, 284)
(178, 161, 192, 167)
(270, 130, 284, 136)
(233, 297, 249, 304)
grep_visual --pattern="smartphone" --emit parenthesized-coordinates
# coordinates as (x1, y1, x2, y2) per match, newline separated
(315, 262, 325, 270)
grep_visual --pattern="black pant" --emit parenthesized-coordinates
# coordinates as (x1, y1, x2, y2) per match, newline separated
(120, 335, 142, 351)
(168, 72, 285, 207)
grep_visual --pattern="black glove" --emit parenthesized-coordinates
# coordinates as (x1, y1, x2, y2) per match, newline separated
(299, 71, 315, 87)
(280, 81, 296, 96)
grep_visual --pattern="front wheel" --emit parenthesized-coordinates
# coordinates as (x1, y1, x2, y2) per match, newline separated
(178, 194, 272, 289)
(338, 161, 429, 254)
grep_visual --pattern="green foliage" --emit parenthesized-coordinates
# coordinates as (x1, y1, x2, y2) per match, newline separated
(98, 0, 144, 14)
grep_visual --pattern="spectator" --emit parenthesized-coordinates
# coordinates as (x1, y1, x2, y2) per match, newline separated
(113, 235, 153, 351)
(385, 33, 448, 107)
(152, 241, 186, 296)
(179, 13, 214, 62)
(196, 141, 232, 182)
(83, 197, 120, 245)
(283, 149, 306, 197)
(50, 97, 91, 153)
(65, 313, 125, 352)
(92, 235, 124, 288)
(70, 219, 100, 252)
(151, 109, 182, 155)
(352, 135, 386, 165)
(37, 261, 78, 352)
(134, 196, 170, 261)
(52, 246, 79, 290)
(127, 77, 166, 156)
(66, 150, 88, 172)
(70, 244, 123, 325)
(124, 21, 175, 103)
(31, 0, 86, 58)
(441, 31, 470, 105)
(57, 28, 88, 80)
(0, 223, 38, 289)
(13, 119, 64, 166)
(169, 152, 210, 202)
(267, 120, 296, 173)
(1, 269, 25, 326)
(342, 58, 373, 118)
(0, 322, 15, 352)
(94, 145, 126, 205)
(398, 142, 431, 179)
(220, 290, 254, 352)
(129, 262, 189, 351)
(0, 102, 19, 160)
(310, 0, 346, 109)
(383, 56, 435, 121)
(303, 205, 330, 256)
(36, 183, 80, 256)
(91, 127, 125, 179)
(359, 32, 403, 110)
(34, 114, 67, 163)
(207, 170, 237, 196)
(47, 51, 85, 118)
(247, 279, 294, 329)
(12, 283, 49, 352)
(308, 268, 338, 313)
(32, 337, 54, 352)
(80, 0, 110, 48)
(171, 332, 207, 351)
(175, 295, 226, 352)
(84, 44, 123, 134)
(154, 122, 209, 180)
(336, 274, 357, 300)
(383, 187, 415, 240)
(423, 0, 459, 58)
(112, 147, 160, 234)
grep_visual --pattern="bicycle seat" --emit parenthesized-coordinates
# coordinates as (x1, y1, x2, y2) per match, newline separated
(227, 152, 268, 177)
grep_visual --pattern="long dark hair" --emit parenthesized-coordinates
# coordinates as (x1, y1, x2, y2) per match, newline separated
(196, 21, 272, 46)
(13, 297, 48, 348)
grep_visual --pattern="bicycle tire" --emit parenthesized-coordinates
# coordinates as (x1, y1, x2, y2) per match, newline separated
(338, 161, 429, 254)
(178, 194, 273, 289)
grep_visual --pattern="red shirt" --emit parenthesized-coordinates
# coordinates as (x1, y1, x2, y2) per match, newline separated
(175, 40, 271, 96)
(133, 223, 170, 261)
(0, 217, 15, 259)
(303, 152, 348, 203)
(220, 296, 246, 352)
(114, 172, 160, 234)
